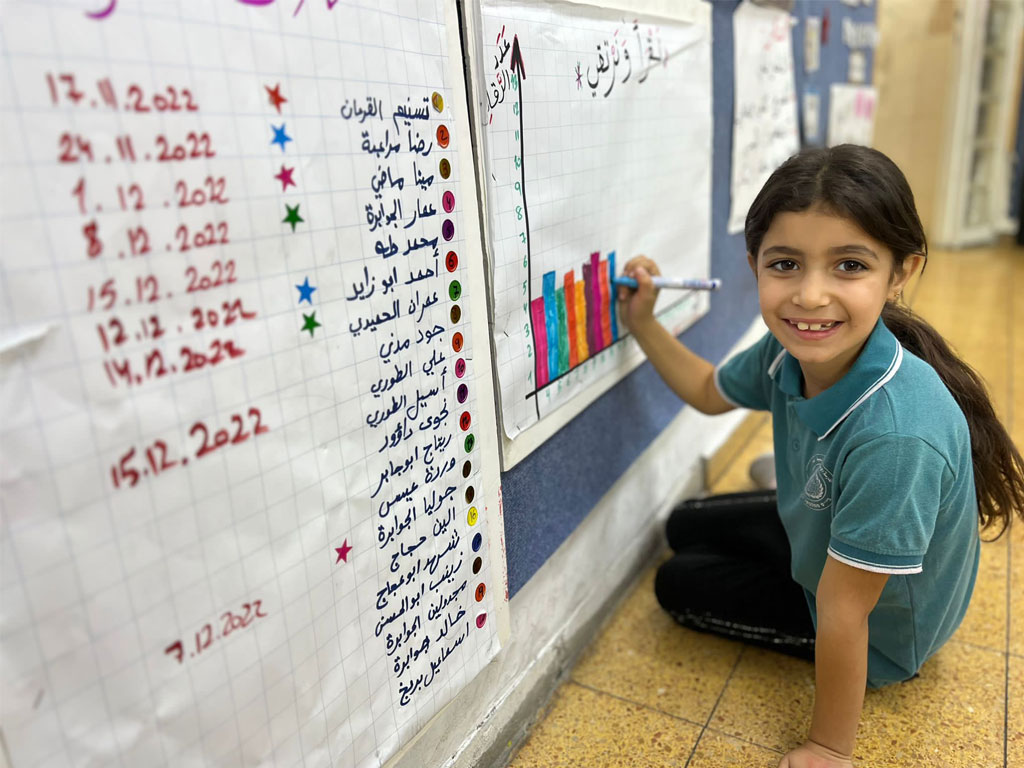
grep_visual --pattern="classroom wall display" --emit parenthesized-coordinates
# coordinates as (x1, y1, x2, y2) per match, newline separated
(0, 2, 508, 767)
(728, 0, 800, 234)
(468, 0, 712, 462)
(828, 83, 877, 146)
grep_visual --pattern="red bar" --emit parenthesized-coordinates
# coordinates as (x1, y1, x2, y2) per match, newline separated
(530, 297, 549, 388)
(564, 271, 578, 369)
(598, 259, 612, 348)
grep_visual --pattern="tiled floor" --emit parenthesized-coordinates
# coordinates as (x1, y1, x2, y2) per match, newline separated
(505, 241, 1024, 767)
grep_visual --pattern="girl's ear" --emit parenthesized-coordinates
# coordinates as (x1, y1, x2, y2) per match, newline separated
(747, 252, 757, 276)
(889, 254, 925, 300)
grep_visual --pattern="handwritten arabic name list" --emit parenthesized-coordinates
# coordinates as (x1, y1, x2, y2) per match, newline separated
(339, 89, 489, 713)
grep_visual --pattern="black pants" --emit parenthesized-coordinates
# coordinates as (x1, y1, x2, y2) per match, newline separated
(654, 490, 816, 660)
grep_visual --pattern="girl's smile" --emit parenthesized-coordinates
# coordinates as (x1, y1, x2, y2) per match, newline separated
(750, 206, 920, 397)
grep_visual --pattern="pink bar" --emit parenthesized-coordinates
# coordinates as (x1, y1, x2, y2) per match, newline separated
(530, 297, 549, 388)
(590, 251, 604, 351)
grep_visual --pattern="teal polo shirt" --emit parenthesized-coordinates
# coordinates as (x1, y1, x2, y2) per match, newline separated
(714, 318, 980, 687)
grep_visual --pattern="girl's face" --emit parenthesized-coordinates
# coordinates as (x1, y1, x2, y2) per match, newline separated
(749, 207, 921, 397)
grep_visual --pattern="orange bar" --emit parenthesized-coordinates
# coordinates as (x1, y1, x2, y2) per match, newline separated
(598, 259, 612, 348)
(574, 280, 589, 363)
(564, 271, 578, 368)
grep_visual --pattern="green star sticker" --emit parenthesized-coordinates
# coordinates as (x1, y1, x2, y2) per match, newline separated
(301, 311, 321, 337)
(283, 203, 304, 232)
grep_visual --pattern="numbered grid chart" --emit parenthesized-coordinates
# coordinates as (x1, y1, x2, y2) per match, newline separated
(0, 2, 503, 767)
(477, 0, 712, 441)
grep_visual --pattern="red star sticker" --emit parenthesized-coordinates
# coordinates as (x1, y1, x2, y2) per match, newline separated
(274, 164, 296, 191)
(265, 83, 287, 114)
(335, 539, 353, 563)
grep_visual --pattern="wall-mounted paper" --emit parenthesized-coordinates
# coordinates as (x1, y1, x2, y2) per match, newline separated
(805, 17, 822, 73)
(728, 1, 800, 234)
(473, 0, 712, 450)
(828, 83, 877, 146)
(803, 91, 822, 143)
(0, 2, 507, 767)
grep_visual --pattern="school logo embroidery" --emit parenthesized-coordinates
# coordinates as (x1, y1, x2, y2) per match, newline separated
(802, 455, 833, 511)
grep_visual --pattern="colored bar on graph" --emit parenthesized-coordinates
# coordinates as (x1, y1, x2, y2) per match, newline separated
(574, 280, 589, 363)
(564, 271, 579, 369)
(555, 287, 569, 374)
(582, 261, 595, 355)
(608, 251, 619, 342)
(530, 297, 549, 388)
(543, 271, 559, 380)
(598, 259, 612, 347)
(589, 251, 605, 352)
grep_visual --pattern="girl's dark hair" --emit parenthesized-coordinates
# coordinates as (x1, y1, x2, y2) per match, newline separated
(744, 144, 1024, 537)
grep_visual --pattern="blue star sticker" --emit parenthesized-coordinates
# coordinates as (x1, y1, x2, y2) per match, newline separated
(271, 123, 292, 152)
(296, 277, 316, 304)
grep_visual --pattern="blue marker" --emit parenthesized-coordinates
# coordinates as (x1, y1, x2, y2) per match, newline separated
(613, 276, 722, 291)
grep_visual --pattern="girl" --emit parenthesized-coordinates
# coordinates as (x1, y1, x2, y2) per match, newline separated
(617, 145, 1024, 768)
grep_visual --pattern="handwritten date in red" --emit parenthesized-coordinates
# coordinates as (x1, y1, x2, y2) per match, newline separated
(164, 599, 268, 665)
(111, 407, 269, 489)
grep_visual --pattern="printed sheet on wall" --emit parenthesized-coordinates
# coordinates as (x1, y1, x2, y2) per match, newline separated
(469, 0, 712, 463)
(0, 2, 508, 767)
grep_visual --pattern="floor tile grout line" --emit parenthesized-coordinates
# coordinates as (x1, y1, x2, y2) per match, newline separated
(1004, 252, 1015, 768)
(683, 646, 747, 768)
(565, 678, 707, 730)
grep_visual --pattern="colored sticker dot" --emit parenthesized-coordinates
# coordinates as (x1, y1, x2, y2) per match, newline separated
(467, 506, 478, 526)
(475, 612, 487, 629)
(465, 434, 475, 453)
(459, 411, 471, 431)
(436, 124, 450, 148)
(442, 190, 455, 213)
(445, 250, 458, 272)
(450, 305, 462, 324)
(431, 91, 444, 112)
(472, 531, 482, 551)
(474, 583, 486, 602)
(472, 556, 482, 574)
(457, 383, 468, 403)
(441, 219, 455, 241)
(455, 358, 466, 378)
(449, 280, 462, 301)
(465, 485, 475, 503)
(462, 460, 472, 478)
(439, 158, 451, 179)
(452, 332, 464, 352)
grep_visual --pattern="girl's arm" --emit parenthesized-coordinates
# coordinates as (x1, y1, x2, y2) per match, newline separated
(784, 557, 888, 766)
(617, 258, 735, 415)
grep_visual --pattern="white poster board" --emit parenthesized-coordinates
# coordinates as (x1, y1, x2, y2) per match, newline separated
(470, 0, 712, 465)
(828, 83, 877, 147)
(729, 0, 800, 234)
(0, 2, 507, 767)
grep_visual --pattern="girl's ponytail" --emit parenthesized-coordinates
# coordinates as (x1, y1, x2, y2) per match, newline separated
(881, 301, 1024, 537)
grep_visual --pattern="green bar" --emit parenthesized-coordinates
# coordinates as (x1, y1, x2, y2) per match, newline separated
(555, 287, 569, 375)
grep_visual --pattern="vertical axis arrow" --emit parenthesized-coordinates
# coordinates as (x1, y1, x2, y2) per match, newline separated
(509, 35, 540, 418)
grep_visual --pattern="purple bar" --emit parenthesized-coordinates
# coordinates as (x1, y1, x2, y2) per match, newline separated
(590, 251, 604, 351)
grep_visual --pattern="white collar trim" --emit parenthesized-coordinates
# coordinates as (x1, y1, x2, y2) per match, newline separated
(817, 344, 904, 441)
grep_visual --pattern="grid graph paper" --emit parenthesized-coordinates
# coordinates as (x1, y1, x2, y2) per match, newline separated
(472, 0, 712, 449)
(0, 2, 506, 766)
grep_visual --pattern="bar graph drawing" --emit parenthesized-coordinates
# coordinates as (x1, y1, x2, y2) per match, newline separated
(476, 0, 713, 451)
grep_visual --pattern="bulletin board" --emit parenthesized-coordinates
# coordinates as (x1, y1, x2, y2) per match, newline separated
(0, 2, 507, 767)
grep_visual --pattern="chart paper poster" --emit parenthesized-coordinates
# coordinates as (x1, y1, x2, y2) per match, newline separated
(474, 0, 712, 451)
(828, 83, 877, 147)
(729, 0, 800, 234)
(0, 2, 507, 767)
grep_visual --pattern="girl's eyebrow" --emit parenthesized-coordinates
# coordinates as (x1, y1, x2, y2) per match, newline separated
(762, 244, 879, 260)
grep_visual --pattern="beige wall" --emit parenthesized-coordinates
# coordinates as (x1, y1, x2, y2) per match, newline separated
(873, 0, 961, 240)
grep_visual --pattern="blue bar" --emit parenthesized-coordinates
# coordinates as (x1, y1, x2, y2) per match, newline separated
(543, 271, 560, 380)
(608, 250, 618, 343)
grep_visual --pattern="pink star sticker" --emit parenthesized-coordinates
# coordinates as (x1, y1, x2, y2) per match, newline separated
(335, 539, 353, 563)
(275, 164, 296, 191)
